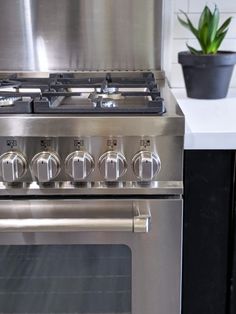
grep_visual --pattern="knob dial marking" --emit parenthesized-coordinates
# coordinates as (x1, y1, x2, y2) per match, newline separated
(0, 151, 27, 182)
(31, 151, 60, 183)
(132, 151, 161, 181)
(65, 151, 94, 181)
(99, 151, 127, 181)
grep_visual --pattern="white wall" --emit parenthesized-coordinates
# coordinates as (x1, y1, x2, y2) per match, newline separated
(170, 0, 236, 88)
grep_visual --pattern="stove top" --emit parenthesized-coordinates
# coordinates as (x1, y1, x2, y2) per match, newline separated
(0, 72, 165, 115)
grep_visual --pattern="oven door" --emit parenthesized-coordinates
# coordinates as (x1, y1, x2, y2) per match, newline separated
(0, 198, 182, 314)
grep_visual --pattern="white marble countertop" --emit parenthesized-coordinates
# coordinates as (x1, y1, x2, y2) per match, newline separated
(172, 88, 236, 150)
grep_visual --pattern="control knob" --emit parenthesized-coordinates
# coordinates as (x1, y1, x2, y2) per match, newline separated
(65, 151, 94, 181)
(132, 151, 161, 181)
(99, 151, 127, 181)
(0, 151, 27, 182)
(31, 151, 60, 183)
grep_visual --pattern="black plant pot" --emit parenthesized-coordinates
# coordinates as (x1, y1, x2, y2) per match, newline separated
(178, 51, 236, 99)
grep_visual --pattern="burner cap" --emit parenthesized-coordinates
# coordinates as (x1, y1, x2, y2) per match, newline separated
(88, 91, 124, 108)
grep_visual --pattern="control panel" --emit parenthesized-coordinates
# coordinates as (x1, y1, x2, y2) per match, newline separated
(0, 136, 165, 183)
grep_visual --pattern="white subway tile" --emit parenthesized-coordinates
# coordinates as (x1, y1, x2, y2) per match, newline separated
(223, 14, 236, 38)
(172, 39, 188, 63)
(220, 39, 236, 51)
(189, 0, 236, 13)
(174, 0, 188, 13)
(173, 13, 200, 38)
(169, 64, 185, 88)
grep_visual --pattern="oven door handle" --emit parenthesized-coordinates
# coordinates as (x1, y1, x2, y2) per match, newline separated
(0, 207, 151, 233)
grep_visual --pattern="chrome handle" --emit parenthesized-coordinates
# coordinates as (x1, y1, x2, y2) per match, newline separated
(0, 200, 151, 233)
(0, 216, 150, 233)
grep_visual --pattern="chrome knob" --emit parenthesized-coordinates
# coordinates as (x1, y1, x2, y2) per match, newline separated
(0, 151, 27, 182)
(132, 151, 161, 181)
(65, 151, 94, 181)
(31, 151, 60, 183)
(99, 151, 127, 181)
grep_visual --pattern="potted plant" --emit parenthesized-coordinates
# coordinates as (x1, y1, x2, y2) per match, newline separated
(178, 5, 236, 99)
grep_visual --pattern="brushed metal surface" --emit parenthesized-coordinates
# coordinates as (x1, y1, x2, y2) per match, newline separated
(0, 199, 151, 232)
(0, 198, 183, 314)
(0, 181, 183, 195)
(0, 0, 162, 71)
(0, 115, 184, 137)
(0, 135, 183, 186)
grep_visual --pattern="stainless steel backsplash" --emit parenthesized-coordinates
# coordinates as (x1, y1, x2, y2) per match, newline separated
(0, 0, 163, 72)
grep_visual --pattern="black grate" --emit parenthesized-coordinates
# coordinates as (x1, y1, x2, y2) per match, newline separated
(0, 72, 165, 115)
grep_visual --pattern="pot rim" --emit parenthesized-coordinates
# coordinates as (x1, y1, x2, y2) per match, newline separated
(178, 50, 236, 66)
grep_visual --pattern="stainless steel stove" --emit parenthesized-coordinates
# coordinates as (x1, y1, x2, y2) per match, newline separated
(0, 71, 184, 314)
(0, 1, 183, 314)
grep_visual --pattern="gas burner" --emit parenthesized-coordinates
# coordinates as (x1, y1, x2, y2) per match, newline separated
(88, 89, 125, 108)
(0, 72, 165, 115)
(100, 79, 120, 94)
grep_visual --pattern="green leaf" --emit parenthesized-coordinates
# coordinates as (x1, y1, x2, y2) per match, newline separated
(216, 17, 232, 36)
(213, 30, 228, 52)
(178, 10, 199, 38)
(209, 5, 220, 43)
(186, 43, 202, 55)
(198, 6, 209, 30)
(177, 15, 191, 29)
(198, 23, 209, 53)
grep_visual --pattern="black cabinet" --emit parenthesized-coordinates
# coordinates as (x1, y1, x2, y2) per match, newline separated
(183, 151, 235, 314)
(230, 172, 236, 314)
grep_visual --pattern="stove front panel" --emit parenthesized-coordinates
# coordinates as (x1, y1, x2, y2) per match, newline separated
(0, 135, 183, 194)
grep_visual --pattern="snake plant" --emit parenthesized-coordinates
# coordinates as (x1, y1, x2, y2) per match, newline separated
(178, 5, 232, 55)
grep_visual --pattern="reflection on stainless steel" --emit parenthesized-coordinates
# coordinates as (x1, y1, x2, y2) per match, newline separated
(0, 151, 27, 183)
(23, 0, 35, 69)
(132, 150, 161, 181)
(0, 199, 151, 233)
(0, 0, 162, 71)
(30, 151, 61, 183)
(0, 181, 183, 195)
(0, 115, 184, 137)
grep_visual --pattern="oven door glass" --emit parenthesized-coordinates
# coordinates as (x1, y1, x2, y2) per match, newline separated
(0, 245, 131, 314)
